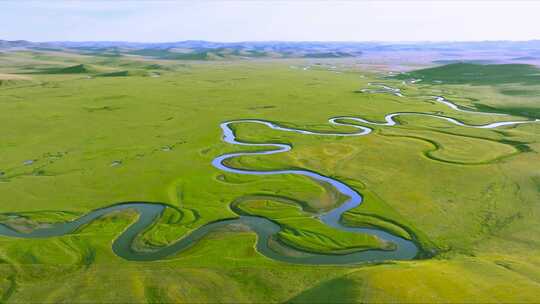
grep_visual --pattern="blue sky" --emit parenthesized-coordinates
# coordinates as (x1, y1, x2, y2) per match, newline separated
(2, 1, 539, 42)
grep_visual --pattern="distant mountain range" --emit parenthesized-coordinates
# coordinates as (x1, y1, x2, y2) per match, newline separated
(1, 39, 540, 62)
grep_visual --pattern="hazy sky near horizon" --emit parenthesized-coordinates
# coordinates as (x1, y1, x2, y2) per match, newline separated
(2, 1, 539, 42)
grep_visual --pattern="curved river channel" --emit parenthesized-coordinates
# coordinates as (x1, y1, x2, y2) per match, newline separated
(1, 96, 539, 264)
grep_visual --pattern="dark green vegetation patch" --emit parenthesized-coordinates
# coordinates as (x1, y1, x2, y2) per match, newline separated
(396, 63, 540, 85)
(32, 64, 92, 74)
(95, 70, 130, 77)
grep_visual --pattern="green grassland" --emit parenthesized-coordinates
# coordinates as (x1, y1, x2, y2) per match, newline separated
(395, 62, 540, 118)
(0, 51, 539, 302)
(395, 62, 540, 86)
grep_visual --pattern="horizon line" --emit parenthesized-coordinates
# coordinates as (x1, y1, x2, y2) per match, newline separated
(3, 39, 540, 44)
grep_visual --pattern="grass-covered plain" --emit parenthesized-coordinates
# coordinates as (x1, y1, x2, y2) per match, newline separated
(395, 62, 540, 118)
(0, 50, 539, 302)
(396, 62, 540, 86)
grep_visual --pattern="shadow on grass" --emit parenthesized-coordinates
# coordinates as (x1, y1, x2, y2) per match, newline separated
(285, 276, 361, 304)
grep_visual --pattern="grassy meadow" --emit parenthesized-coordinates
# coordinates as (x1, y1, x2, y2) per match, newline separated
(0, 50, 539, 303)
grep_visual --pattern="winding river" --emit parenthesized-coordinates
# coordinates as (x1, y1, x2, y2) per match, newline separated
(0, 93, 538, 264)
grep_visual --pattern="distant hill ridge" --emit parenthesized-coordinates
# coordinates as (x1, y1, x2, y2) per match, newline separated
(2, 39, 540, 49)
(2, 39, 540, 62)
